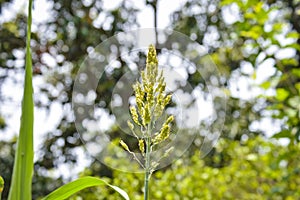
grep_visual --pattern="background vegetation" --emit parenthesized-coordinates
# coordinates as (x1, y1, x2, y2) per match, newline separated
(0, 0, 299, 199)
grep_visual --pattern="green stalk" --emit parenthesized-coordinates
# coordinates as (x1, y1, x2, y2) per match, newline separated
(144, 139, 150, 200)
(144, 122, 152, 200)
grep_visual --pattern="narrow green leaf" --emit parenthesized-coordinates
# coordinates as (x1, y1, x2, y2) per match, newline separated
(8, 0, 34, 200)
(42, 176, 130, 200)
(0, 176, 4, 200)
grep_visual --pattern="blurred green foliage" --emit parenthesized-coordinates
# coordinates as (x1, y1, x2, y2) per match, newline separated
(71, 137, 300, 199)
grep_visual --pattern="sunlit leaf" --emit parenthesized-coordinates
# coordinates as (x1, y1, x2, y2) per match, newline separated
(288, 96, 300, 109)
(0, 176, 4, 200)
(272, 130, 291, 139)
(260, 81, 271, 90)
(281, 58, 298, 67)
(292, 68, 300, 78)
(286, 32, 300, 39)
(42, 176, 130, 200)
(276, 88, 289, 101)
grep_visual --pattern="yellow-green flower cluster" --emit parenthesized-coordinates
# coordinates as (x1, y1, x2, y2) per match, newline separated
(153, 115, 174, 144)
(139, 139, 145, 156)
(130, 44, 173, 128)
(121, 45, 174, 166)
(129, 106, 140, 125)
(120, 140, 130, 152)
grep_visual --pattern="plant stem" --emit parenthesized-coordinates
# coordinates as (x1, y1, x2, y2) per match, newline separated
(144, 123, 152, 200)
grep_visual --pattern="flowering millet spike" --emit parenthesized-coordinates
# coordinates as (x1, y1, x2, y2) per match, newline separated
(123, 45, 175, 181)
(146, 45, 158, 66)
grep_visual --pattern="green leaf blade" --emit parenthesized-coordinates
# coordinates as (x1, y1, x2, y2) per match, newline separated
(42, 176, 129, 200)
(0, 176, 4, 200)
(8, 0, 34, 199)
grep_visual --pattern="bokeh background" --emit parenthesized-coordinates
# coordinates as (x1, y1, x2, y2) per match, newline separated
(0, 0, 300, 199)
